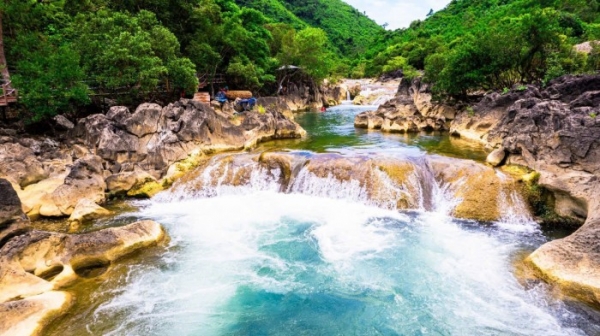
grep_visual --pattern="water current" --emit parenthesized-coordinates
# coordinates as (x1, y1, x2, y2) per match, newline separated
(48, 105, 600, 335)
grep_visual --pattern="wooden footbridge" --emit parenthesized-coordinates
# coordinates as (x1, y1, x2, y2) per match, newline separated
(0, 81, 17, 106)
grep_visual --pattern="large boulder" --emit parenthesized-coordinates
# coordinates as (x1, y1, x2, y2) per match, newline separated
(51, 155, 106, 216)
(124, 103, 163, 137)
(0, 142, 47, 187)
(486, 147, 506, 167)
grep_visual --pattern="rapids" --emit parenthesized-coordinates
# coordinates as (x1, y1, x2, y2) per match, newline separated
(47, 105, 600, 335)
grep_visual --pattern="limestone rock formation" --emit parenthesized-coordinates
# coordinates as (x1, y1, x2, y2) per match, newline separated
(0, 291, 72, 336)
(0, 220, 165, 335)
(355, 77, 457, 133)
(68, 199, 112, 225)
(449, 74, 600, 306)
(0, 179, 29, 247)
(0, 142, 48, 187)
(176, 151, 527, 222)
(75, 99, 305, 177)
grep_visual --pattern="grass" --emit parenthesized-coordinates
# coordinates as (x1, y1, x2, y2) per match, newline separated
(257, 105, 266, 114)
(466, 106, 475, 116)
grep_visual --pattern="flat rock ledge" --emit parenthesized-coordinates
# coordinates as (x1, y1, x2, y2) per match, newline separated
(0, 220, 166, 336)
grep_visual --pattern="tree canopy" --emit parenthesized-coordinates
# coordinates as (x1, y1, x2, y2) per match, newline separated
(360, 0, 600, 97)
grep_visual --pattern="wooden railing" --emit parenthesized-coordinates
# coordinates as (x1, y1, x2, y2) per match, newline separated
(198, 73, 226, 88)
(0, 81, 17, 106)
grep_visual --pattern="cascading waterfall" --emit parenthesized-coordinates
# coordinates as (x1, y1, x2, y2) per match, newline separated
(78, 151, 592, 336)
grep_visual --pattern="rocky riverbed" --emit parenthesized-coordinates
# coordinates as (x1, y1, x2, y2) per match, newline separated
(355, 74, 600, 307)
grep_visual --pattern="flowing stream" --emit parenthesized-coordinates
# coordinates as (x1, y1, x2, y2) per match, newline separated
(48, 105, 600, 335)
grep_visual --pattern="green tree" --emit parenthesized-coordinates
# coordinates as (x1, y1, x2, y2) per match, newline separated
(12, 41, 89, 121)
(71, 10, 197, 98)
(292, 27, 333, 81)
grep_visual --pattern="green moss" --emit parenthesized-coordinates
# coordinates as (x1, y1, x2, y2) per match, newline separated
(127, 179, 163, 198)
(521, 172, 582, 229)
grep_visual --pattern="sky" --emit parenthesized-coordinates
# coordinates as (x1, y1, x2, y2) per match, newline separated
(343, 0, 451, 30)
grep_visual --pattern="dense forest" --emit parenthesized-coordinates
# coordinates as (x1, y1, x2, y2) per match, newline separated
(362, 0, 600, 97)
(1, 0, 600, 122)
(1, 0, 371, 122)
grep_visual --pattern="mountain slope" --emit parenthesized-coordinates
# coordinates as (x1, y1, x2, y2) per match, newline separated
(363, 0, 600, 94)
(235, 0, 385, 56)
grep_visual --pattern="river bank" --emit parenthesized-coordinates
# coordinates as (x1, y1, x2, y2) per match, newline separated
(355, 74, 600, 308)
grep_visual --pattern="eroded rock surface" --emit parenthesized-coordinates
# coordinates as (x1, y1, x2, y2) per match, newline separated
(75, 99, 305, 177)
(0, 98, 304, 222)
(0, 220, 165, 335)
(355, 77, 457, 133)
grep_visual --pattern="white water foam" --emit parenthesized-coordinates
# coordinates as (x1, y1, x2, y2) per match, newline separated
(87, 189, 586, 336)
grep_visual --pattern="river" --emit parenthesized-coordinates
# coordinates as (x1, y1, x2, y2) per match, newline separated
(47, 105, 600, 335)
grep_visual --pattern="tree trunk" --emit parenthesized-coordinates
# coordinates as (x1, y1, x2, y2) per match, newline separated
(0, 13, 10, 84)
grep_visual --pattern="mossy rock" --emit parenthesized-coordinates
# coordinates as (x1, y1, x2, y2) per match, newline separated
(127, 179, 163, 198)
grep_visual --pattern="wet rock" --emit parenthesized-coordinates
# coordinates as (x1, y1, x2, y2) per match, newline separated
(348, 83, 362, 98)
(0, 291, 73, 336)
(0, 142, 47, 187)
(0, 221, 165, 301)
(0, 220, 165, 335)
(354, 77, 457, 133)
(106, 171, 157, 195)
(429, 155, 510, 222)
(486, 147, 506, 167)
(68, 199, 112, 225)
(179, 151, 525, 222)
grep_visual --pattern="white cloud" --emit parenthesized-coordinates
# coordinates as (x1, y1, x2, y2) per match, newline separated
(343, 0, 451, 30)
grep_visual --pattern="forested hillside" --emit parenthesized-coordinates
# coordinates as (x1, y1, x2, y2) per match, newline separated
(234, 0, 385, 62)
(362, 0, 600, 96)
(3, 0, 600, 122)
(2, 0, 377, 122)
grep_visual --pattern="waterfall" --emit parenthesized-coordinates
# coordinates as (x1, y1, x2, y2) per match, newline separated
(346, 90, 351, 101)
(158, 151, 534, 228)
(80, 150, 589, 336)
